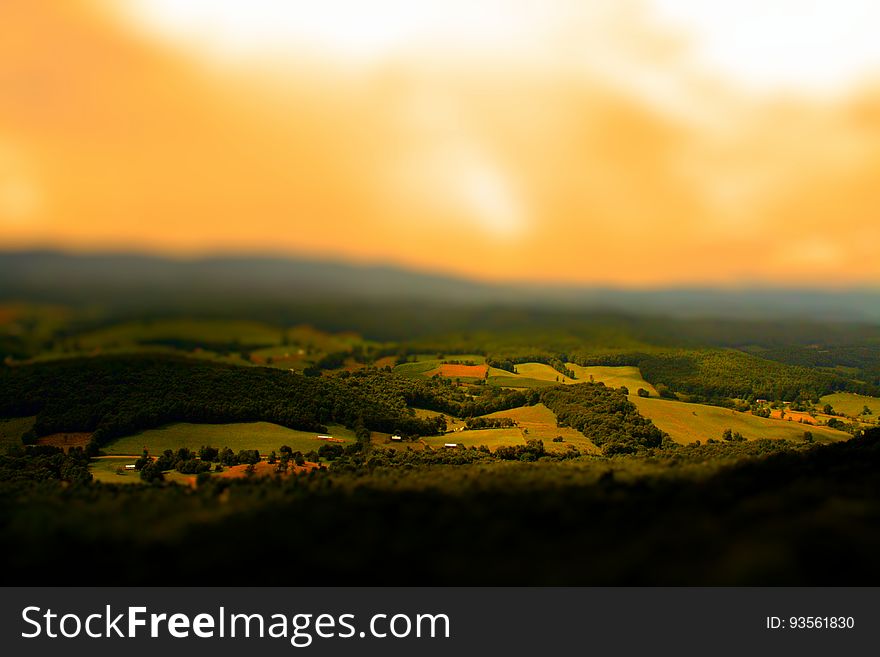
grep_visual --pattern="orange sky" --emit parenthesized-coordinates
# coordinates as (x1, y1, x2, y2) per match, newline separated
(1, 0, 879, 286)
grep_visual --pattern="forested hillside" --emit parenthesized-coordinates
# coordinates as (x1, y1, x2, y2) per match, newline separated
(542, 384, 666, 454)
(0, 356, 456, 447)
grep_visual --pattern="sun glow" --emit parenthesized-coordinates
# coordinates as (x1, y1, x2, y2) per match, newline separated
(116, 0, 880, 93)
(118, 0, 547, 61)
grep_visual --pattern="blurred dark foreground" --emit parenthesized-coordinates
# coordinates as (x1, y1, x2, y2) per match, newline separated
(2, 428, 878, 586)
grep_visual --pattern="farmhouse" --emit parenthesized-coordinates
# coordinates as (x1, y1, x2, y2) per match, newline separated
(390, 435, 402, 442)
(124, 464, 136, 470)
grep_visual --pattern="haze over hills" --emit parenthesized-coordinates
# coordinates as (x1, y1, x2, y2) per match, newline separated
(1, 250, 878, 323)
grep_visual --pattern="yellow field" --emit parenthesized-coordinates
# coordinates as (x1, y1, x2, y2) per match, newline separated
(423, 404, 599, 453)
(483, 403, 600, 453)
(513, 362, 574, 383)
(819, 392, 880, 419)
(566, 364, 658, 395)
(488, 363, 655, 396)
(424, 428, 525, 449)
(631, 396, 850, 444)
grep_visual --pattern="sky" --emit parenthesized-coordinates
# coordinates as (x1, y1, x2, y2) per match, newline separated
(1, 0, 879, 286)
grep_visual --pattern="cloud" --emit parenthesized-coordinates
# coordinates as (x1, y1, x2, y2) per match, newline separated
(0, 0, 877, 286)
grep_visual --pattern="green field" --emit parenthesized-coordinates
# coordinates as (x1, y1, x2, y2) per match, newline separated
(394, 360, 441, 376)
(103, 422, 356, 455)
(89, 456, 199, 485)
(566, 364, 658, 395)
(819, 392, 880, 418)
(395, 355, 487, 378)
(89, 456, 143, 484)
(0, 416, 34, 451)
(631, 396, 850, 445)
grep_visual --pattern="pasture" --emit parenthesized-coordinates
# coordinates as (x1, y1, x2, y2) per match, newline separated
(424, 427, 524, 450)
(631, 396, 849, 445)
(487, 375, 556, 389)
(413, 408, 454, 420)
(103, 422, 356, 456)
(394, 360, 441, 376)
(820, 392, 880, 418)
(89, 456, 143, 484)
(483, 403, 600, 453)
(371, 433, 428, 451)
(89, 456, 199, 485)
(513, 362, 574, 383)
(566, 364, 658, 395)
(486, 363, 654, 394)
(395, 355, 487, 378)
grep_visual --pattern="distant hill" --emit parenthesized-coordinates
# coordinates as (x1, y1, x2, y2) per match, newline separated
(1, 249, 878, 323)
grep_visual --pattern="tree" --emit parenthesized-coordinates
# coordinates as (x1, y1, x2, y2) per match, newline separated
(637, 388, 650, 398)
(318, 443, 344, 461)
(134, 449, 150, 471)
(139, 461, 164, 483)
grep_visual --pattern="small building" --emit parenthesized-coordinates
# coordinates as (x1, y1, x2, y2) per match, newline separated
(444, 443, 460, 449)
(124, 464, 137, 470)
(756, 399, 768, 404)
(390, 435, 403, 442)
(316, 435, 332, 440)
